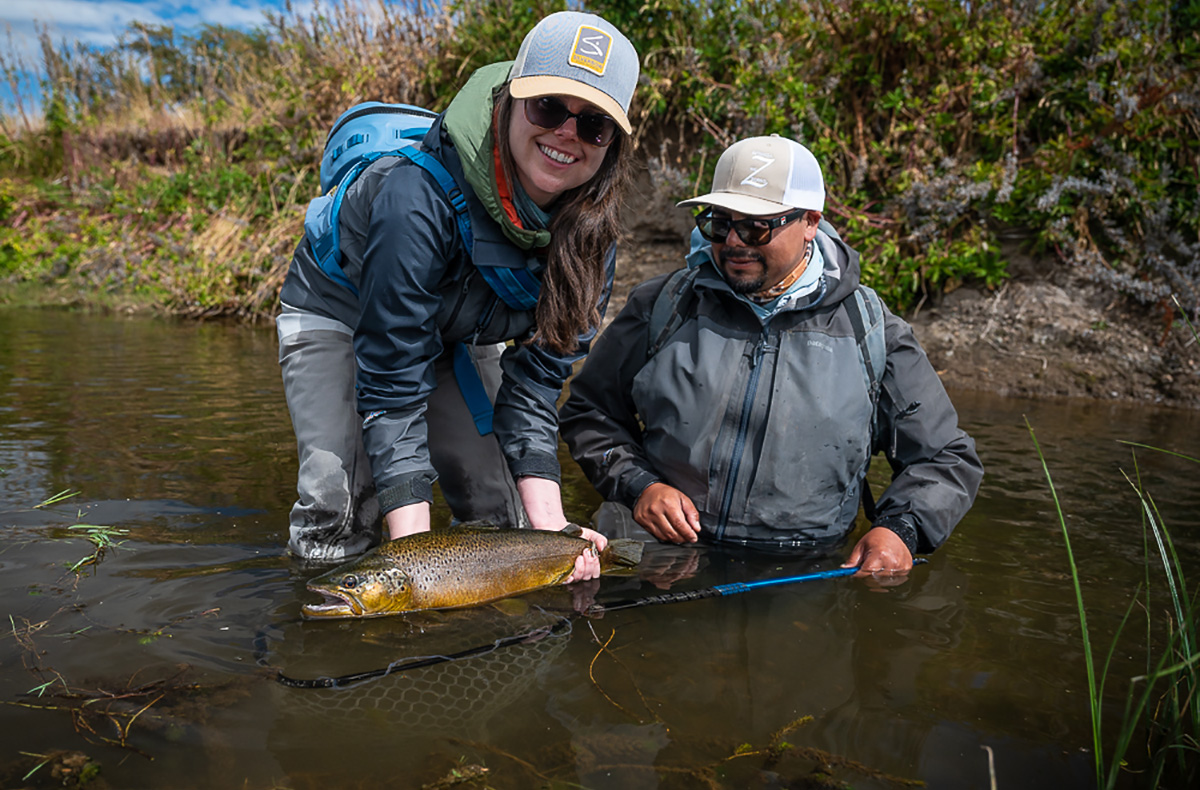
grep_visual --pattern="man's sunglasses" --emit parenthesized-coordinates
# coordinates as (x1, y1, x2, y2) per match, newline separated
(694, 208, 809, 246)
(523, 96, 619, 148)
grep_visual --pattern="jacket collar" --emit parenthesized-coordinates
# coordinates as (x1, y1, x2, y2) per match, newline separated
(422, 116, 534, 271)
(442, 62, 551, 252)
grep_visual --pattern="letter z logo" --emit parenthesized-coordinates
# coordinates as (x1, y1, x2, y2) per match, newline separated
(569, 26, 612, 76)
(741, 151, 775, 189)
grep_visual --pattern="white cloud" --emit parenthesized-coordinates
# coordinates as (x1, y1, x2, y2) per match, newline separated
(1, 1, 305, 116)
(1, 1, 287, 60)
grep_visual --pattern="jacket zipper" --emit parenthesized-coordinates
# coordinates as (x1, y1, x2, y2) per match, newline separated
(716, 324, 773, 539)
(471, 294, 501, 345)
(443, 269, 476, 336)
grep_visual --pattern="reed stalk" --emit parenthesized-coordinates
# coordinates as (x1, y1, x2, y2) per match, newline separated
(1029, 420, 1198, 788)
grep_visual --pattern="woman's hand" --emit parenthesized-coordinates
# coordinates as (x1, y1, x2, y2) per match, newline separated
(517, 476, 604, 582)
(560, 525, 607, 584)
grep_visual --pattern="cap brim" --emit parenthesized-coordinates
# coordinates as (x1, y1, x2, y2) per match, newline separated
(676, 191, 794, 216)
(510, 75, 632, 135)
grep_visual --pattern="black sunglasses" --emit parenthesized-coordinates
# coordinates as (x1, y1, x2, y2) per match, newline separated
(523, 96, 619, 148)
(695, 207, 809, 246)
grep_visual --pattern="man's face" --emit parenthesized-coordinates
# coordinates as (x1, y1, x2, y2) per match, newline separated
(710, 209, 820, 294)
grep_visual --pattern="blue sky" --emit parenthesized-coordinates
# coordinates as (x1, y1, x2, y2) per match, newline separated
(2, 1, 294, 54)
(2, 1, 299, 117)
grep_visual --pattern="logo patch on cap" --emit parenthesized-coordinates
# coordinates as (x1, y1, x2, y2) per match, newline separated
(569, 25, 612, 76)
(740, 151, 775, 189)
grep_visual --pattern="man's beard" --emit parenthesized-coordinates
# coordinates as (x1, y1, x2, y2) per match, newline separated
(719, 248, 766, 294)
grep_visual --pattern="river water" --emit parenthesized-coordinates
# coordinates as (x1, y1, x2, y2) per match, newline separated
(0, 307, 1196, 789)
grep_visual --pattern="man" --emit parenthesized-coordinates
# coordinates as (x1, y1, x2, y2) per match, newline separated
(559, 135, 982, 573)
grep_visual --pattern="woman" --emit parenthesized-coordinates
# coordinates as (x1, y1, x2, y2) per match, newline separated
(276, 11, 637, 583)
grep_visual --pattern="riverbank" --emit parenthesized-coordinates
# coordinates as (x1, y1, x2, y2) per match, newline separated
(7, 227, 1195, 409)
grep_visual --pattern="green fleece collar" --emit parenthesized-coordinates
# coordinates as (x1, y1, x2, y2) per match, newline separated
(443, 62, 551, 251)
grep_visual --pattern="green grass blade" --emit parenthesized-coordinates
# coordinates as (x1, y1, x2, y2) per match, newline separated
(1117, 441, 1200, 465)
(33, 489, 80, 509)
(1124, 472, 1192, 658)
(1027, 418, 1102, 782)
(1174, 294, 1199, 346)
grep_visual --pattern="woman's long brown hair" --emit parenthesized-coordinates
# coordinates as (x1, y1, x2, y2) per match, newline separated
(493, 86, 632, 355)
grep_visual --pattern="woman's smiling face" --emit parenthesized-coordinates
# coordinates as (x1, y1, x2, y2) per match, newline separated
(507, 95, 608, 208)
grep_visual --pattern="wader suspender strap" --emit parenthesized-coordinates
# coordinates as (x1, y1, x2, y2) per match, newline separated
(452, 343, 494, 435)
(844, 286, 886, 522)
(647, 267, 701, 358)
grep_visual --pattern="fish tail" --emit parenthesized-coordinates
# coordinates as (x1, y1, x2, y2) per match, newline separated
(600, 539, 644, 569)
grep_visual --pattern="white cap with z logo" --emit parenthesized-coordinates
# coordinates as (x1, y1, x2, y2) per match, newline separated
(677, 135, 825, 216)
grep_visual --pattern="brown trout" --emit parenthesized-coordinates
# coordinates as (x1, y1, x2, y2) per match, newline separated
(301, 525, 643, 619)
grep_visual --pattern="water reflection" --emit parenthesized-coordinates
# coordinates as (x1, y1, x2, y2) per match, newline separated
(0, 307, 1196, 789)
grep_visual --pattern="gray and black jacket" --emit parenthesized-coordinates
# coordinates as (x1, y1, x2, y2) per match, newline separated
(280, 70, 614, 514)
(559, 230, 980, 552)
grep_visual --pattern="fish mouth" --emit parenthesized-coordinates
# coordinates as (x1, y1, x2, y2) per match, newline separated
(301, 586, 364, 619)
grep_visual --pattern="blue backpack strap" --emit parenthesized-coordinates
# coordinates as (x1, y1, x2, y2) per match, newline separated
(393, 148, 502, 437)
(307, 140, 532, 437)
(476, 265, 540, 311)
(394, 147, 540, 311)
(452, 342, 495, 436)
(308, 142, 540, 312)
(305, 152, 393, 297)
(392, 147, 474, 252)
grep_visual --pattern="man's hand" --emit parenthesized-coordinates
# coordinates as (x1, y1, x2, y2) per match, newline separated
(633, 482, 701, 544)
(842, 526, 913, 576)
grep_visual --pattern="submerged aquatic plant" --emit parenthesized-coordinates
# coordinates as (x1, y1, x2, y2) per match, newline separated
(1029, 422, 1199, 788)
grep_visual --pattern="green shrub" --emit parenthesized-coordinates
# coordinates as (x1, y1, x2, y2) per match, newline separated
(1, 0, 1196, 320)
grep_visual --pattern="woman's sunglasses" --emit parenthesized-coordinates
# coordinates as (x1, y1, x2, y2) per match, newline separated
(694, 207, 808, 246)
(523, 96, 619, 148)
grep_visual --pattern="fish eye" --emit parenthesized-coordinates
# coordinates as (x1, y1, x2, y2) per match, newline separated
(342, 574, 358, 589)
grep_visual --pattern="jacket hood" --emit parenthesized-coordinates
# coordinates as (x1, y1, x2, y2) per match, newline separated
(687, 224, 864, 314)
(442, 61, 550, 251)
